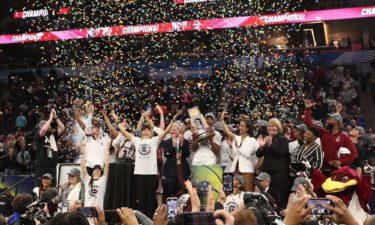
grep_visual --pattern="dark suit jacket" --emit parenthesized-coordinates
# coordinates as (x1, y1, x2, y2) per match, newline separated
(162, 138, 191, 178)
(256, 133, 290, 172)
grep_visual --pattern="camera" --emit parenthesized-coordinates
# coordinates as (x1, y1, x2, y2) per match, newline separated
(243, 192, 281, 225)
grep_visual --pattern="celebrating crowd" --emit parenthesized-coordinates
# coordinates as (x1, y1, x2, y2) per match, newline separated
(0, 61, 375, 225)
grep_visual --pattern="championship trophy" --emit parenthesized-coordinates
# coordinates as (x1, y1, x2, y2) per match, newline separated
(188, 107, 214, 142)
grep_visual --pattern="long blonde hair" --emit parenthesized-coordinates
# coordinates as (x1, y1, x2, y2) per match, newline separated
(61, 175, 81, 191)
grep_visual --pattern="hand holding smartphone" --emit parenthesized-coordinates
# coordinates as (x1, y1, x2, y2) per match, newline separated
(306, 198, 334, 215)
(223, 173, 234, 194)
(167, 197, 178, 219)
(77, 207, 98, 217)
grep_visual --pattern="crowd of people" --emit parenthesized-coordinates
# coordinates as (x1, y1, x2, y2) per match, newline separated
(0, 60, 374, 225)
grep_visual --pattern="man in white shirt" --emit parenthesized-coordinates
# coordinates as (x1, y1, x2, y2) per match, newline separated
(191, 113, 221, 165)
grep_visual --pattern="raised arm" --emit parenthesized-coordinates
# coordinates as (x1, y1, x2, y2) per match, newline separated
(304, 99, 325, 133)
(103, 141, 111, 177)
(143, 112, 155, 129)
(73, 100, 86, 132)
(79, 142, 88, 179)
(102, 109, 119, 139)
(52, 109, 65, 136)
(136, 114, 145, 131)
(156, 104, 165, 130)
(118, 121, 133, 142)
(39, 110, 54, 137)
(220, 111, 236, 140)
(158, 109, 183, 142)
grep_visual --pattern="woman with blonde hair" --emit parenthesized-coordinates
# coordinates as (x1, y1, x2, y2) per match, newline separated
(256, 118, 289, 208)
(58, 168, 83, 212)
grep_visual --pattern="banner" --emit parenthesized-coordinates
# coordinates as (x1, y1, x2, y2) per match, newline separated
(1, 6, 375, 44)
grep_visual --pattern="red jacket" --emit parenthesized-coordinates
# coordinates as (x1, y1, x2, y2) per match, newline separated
(305, 108, 357, 169)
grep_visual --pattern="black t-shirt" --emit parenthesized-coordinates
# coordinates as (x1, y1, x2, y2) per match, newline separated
(33, 130, 60, 168)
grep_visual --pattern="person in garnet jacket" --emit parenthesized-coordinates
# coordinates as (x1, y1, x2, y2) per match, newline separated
(256, 118, 290, 209)
(304, 100, 357, 176)
(161, 122, 190, 202)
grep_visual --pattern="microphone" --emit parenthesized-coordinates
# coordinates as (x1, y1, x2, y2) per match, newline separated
(27, 188, 59, 208)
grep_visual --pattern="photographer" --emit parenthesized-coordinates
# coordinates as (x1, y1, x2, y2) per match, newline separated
(33, 109, 65, 185)
(8, 194, 33, 225)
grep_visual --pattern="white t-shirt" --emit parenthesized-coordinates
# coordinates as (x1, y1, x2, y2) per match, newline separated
(224, 191, 244, 213)
(112, 133, 135, 159)
(192, 131, 221, 165)
(132, 136, 160, 175)
(84, 135, 111, 168)
(83, 176, 108, 209)
(220, 140, 233, 173)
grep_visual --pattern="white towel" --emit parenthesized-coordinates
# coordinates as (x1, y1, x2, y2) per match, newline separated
(46, 134, 58, 152)
(67, 183, 81, 202)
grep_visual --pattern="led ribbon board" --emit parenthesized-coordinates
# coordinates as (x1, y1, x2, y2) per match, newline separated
(1, 6, 375, 44)
(13, 8, 70, 19)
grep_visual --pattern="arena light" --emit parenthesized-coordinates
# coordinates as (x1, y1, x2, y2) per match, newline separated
(1, 6, 375, 45)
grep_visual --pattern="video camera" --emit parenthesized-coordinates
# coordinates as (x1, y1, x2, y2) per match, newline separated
(24, 188, 58, 225)
(243, 182, 282, 225)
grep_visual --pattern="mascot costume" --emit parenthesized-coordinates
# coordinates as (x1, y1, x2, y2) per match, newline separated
(311, 166, 372, 225)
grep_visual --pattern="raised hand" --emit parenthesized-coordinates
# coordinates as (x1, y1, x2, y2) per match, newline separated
(153, 205, 168, 225)
(49, 110, 54, 120)
(51, 109, 57, 119)
(173, 109, 183, 121)
(336, 102, 342, 114)
(117, 207, 139, 225)
(304, 99, 314, 108)
(220, 111, 227, 121)
(110, 110, 119, 122)
(257, 135, 265, 147)
(324, 195, 358, 225)
(283, 196, 313, 225)
(101, 109, 107, 117)
(206, 185, 215, 212)
(156, 104, 163, 113)
(265, 136, 272, 146)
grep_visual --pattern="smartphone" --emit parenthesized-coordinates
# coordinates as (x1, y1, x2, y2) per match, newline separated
(167, 197, 178, 219)
(78, 207, 98, 217)
(223, 173, 234, 193)
(183, 212, 217, 225)
(306, 198, 334, 215)
(197, 180, 210, 198)
(105, 210, 122, 223)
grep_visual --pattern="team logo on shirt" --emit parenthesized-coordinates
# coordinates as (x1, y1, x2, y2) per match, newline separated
(139, 144, 151, 156)
(226, 201, 238, 213)
(89, 184, 99, 197)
